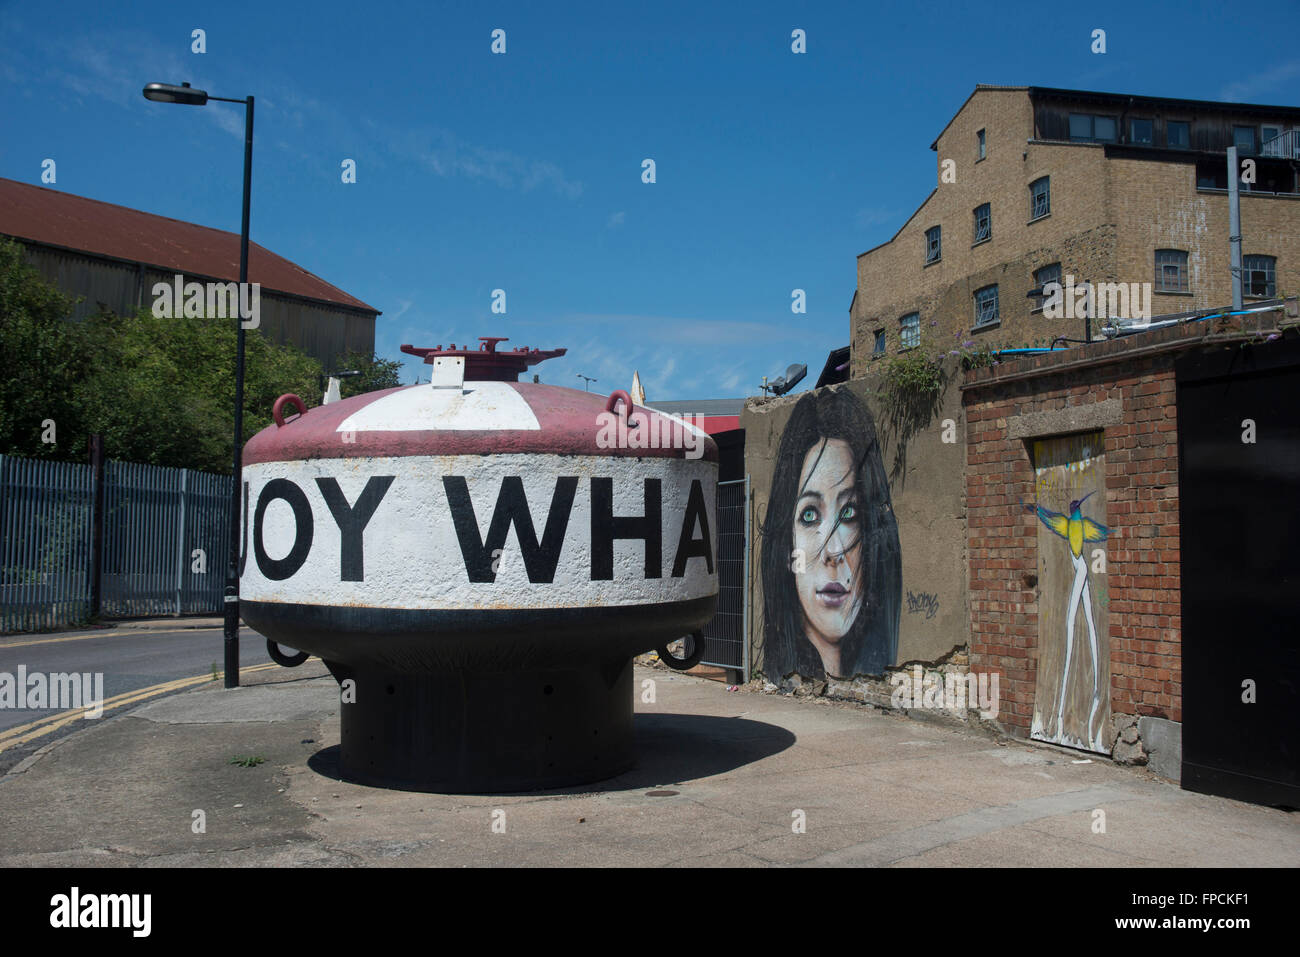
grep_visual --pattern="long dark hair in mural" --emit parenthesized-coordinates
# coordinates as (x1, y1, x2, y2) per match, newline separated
(761, 388, 901, 680)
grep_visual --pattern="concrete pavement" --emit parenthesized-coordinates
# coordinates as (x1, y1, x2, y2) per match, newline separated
(0, 659, 1294, 867)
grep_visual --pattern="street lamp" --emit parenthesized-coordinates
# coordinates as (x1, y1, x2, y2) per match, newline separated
(144, 80, 255, 689)
(576, 373, 597, 391)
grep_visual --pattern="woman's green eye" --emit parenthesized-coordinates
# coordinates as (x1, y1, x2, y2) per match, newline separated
(840, 503, 858, 522)
(800, 506, 818, 524)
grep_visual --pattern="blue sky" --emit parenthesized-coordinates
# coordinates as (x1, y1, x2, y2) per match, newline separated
(3, 0, 1298, 400)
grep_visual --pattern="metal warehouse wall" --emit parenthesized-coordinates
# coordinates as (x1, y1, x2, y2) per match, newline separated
(17, 243, 376, 369)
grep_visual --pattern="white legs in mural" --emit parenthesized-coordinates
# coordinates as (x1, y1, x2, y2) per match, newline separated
(1056, 550, 1104, 751)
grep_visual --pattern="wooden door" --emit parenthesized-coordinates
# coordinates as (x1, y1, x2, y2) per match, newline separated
(1029, 431, 1113, 754)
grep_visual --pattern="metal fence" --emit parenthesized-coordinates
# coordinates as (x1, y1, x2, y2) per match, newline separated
(0, 454, 231, 632)
(697, 476, 750, 678)
(101, 460, 231, 617)
(0, 456, 96, 632)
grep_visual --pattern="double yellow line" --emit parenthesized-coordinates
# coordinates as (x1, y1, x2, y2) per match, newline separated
(0, 662, 282, 757)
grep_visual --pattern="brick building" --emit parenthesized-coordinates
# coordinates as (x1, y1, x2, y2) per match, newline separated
(852, 86, 1300, 374)
(961, 306, 1298, 805)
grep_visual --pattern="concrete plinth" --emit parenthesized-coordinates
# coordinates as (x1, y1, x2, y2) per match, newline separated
(329, 657, 635, 793)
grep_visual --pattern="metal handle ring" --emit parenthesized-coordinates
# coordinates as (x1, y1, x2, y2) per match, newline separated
(605, 389, 639, 428)
(272, 393, 307, 427)
(656, 631, 705, 671)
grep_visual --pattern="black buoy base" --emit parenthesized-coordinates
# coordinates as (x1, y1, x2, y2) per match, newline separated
(332, 656, 635, 793)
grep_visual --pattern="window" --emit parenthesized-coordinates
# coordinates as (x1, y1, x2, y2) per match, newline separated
(1196, 160, 1228, 189)
(1029, 177, 1050, 220)
(977, 128, 986, 161)
(1243, 255, 1277, 298)
(1069, 113, 1117, 143)
(873, 330, 886, 356)
(925, 225, 941, 263)
(1166, 121, 1190, 149)
(1033, 263, 1061, 311)
(1233, 126, 1257, 154)
(973, 203, 991, 244)
(900, 313, 920, 349)
(1130, 118, 1153, 145)
(973, 285, 999, 327)
(1155, 249, 1190, 292)
(1262, 126, 1281, 152)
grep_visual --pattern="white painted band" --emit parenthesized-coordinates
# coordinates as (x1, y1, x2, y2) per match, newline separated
(240, 454, 717, 610)
(336, 381, 539, 433)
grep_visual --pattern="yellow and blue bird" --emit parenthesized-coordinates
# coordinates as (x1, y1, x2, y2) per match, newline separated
(1031, 491, 1109, 555)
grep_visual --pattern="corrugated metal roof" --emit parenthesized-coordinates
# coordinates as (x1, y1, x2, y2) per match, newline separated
(0, 177, 378, 314)
(815, 345, 851, 388)
(647, 398, 747, 416)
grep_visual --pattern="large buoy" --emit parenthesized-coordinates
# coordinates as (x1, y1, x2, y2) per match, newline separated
(240, 337, 718, 791)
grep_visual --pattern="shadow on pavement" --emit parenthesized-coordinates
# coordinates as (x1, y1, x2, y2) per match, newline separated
(306, 713, 796, 796)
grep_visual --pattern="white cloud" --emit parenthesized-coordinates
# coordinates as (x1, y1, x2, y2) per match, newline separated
(404, 128, 584, 199)
(11, 24, 584, 195)
(855, 206, 898, 229)
(1220, 60, 1300, 102)
(29, 29, 245, 141)
(561, 314, 807, 346)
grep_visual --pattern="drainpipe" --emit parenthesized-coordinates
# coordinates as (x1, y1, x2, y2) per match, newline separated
(1228, 146, 1244, 309)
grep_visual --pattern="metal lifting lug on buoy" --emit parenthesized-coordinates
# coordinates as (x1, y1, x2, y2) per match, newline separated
(656, 631, 706, 671)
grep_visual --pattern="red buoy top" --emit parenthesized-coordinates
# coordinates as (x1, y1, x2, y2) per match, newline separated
(244, 331, 718, 466)
(400, 337, 566, 382)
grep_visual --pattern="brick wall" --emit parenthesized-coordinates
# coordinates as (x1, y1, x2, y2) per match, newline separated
(1109, 156, 1300, 312)
(959, 324, 1218, 737)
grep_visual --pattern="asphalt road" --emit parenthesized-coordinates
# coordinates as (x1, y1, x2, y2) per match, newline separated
(0, 623, 280, 773)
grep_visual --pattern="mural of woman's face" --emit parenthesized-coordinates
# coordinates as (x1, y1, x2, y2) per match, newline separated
(792, 438, 865, 653)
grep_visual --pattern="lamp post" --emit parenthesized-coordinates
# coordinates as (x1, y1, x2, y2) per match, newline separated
(576, 374, 597, 392)
(144, 81, 254, 689)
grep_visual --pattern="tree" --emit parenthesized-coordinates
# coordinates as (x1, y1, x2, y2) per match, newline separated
(0, 238, 326, 472)
(75, 306, 324, 472)
(0, 239, 91, 460)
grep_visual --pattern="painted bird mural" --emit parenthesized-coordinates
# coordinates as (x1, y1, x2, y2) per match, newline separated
(1029, 492, 1109, 750)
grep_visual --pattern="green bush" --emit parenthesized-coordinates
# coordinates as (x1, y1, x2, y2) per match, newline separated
(0, 238, 404, 472)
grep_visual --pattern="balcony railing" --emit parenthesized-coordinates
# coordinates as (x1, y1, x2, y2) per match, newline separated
(1261, 129, 1300, 159)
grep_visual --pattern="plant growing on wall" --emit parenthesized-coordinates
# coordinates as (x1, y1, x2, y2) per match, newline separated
(870, 326, 1044, 484)
(871, 325, 954, 485)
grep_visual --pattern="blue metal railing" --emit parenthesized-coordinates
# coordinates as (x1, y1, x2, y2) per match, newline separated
(0, 454, 231, 632)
